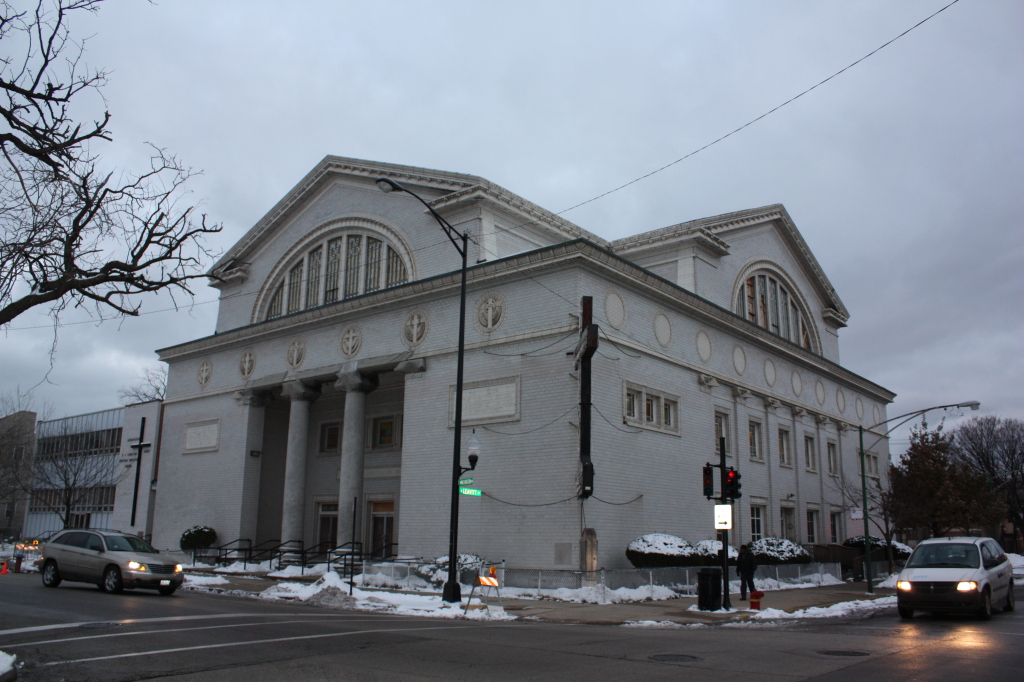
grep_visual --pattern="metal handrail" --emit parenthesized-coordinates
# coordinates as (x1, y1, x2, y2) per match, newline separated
(214, 538, 252, 564)
(366, 542, 398, 561)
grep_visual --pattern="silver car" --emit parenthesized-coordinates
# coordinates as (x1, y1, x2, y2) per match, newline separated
(40, 529, 184, 595)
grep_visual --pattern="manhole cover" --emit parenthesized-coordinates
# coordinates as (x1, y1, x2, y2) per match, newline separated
(79, 622, 121, 629)
(649, 654, 701, 663)
(818, 650, 870, 657)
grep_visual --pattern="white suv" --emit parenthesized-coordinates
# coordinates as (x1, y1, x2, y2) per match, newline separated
(896, 536, 1014, 620)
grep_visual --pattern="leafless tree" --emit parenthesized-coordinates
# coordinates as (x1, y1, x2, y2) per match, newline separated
(828, 466, 905, 572)
(28, 417, 124, 529)
(0, 1, 221, 330)
(118, 365, 166, 405)
(949, 416, 1024, 530)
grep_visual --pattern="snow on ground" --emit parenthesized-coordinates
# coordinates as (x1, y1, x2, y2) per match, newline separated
(267, 563, 330, 578)
(259, 571, 515, 620)
(750, 596, 896, 619)
(213, 560, 276, 574)
(1008, 553, 1023, 579)
(686, 604, 739, 613)
(621, 621, 707, 629)
(183, 574, 231, 586)
(0, 651, 14, 678)
(876, 573, 899, 589)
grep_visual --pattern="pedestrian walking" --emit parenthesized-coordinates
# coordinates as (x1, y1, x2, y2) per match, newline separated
(737, 544, 757, 600)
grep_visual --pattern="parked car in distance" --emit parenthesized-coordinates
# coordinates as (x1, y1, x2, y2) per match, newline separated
(40, 529, 184, 595)
(895, 536, 1014, 620)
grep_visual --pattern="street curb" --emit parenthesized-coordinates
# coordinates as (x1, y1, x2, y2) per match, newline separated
(0, 666, 17, 682)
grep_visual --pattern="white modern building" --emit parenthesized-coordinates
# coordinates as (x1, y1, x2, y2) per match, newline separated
(149, 156, 894, 568)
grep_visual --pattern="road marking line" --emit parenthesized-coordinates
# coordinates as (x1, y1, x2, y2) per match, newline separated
(0, 612, 367, 636)
(44, 623, 513, 666)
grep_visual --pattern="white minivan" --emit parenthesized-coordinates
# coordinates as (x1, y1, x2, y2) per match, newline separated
(896, 536, 1014, 620)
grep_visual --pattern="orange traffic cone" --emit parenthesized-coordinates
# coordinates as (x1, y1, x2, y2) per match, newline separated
(1, 561, 7, 574)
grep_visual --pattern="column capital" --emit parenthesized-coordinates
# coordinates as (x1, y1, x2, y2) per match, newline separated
(335, 369, 378, 394)
(234, 389, 272, 407)
(281, 380, 319, 403)
(394, 358, 426, 374)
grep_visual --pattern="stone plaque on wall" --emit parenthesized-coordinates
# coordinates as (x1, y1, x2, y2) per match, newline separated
(449, 376, 520, 426)
(184, 420, 220, 452)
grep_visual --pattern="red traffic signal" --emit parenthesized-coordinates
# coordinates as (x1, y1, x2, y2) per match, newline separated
(724, 467, 742, 499)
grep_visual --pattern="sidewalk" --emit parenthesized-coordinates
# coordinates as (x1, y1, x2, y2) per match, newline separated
(184, 567, 895, 625)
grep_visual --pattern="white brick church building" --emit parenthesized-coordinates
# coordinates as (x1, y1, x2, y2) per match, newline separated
(149, 156, 894, 569)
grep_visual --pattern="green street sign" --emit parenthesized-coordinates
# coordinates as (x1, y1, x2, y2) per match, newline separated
(458, 478, 474, 485)
(459, 487, 482, 497)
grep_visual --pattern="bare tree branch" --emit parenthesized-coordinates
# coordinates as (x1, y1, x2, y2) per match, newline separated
(118, 365, 166, 405)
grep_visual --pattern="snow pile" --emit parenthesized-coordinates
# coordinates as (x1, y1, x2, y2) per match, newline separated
(621, 620, 706, 629)
(751, 596, 896, 619)
(357, 570, 433, 591)
(627, 534, 695, 556)
(0, 651, 14, 678)
(501, 584, 677, 604)
(694, 539, 738, 559)
(214, 560, 275, 574)
(749, 538, 809, 562)
(731, 573, 843, 592)
(1007, 553, 1023, 579)
(876, 573, 899, 589)
(268, 563, 330, 578)
(259, 571, 514, 620)
(184, 574, 230, 586)
(686, 603, 738, 613)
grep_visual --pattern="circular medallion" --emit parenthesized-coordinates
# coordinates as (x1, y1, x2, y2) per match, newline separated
(856, 397, 865, 421)
(791, 370, 803, 396)
(286, 338, 306, 369)
(836, 389, 846, 414)
(764, 359, 776, 386)
(402, 310, 429, 348)
(696, 331, 712, 363)
(654, 313, 672, 348)
(732, 345, 746, 375)
(815, 380, 826, 406)
(339, 325, 362, 359)
(604, 290, 626, 330)
(239, 349, 256, 379)
(475, 292, 505, 333)
(873, 404, 882, 426)
(197, 359, 212, 387)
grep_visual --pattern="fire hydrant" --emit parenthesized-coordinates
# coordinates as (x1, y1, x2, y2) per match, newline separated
(749, 590, 765, 610)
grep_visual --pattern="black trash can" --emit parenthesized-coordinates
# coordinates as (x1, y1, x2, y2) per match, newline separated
(697, 567, 722, 611)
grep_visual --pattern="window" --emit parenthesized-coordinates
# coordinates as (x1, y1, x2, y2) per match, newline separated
(265, 231, 410, 320)
(3, 502, 15, 519)
(750, 506, 764, 541)
(735, 270, 813, 351)
(778, 428, 791, 467)
(715, 413, 730, 456)
(371, 416, 401, 448)
(622, 383, 679, 435)
(830, 512, 841, 544)
(806, 510, 819, 544)
(320, 423, 340, 453)
(861, 452, 880, 478)
(748, 421, 762, 461)
(804, 435, 816, 472)
(827, 442, 838, 476)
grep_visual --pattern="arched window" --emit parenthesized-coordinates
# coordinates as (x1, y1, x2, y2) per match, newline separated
(735, 271, 813, 351)
(265, 232, 409, 320)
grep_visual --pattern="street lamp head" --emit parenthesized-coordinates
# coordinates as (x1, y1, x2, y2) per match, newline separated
(467, 429, 481, 457)
(468, 453, 478, 470)
(957, 401, 981, 411)
(375, 177, 402, 193)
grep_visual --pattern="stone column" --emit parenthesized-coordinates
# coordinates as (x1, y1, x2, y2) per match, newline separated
(335, 367, 378, 549)
(280, 381, 319, 556)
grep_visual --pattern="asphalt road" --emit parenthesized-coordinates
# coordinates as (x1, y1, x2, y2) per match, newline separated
(1, 572, 1021, 681)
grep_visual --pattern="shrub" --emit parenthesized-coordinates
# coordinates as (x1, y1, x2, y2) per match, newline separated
(179, 526, 218, 551)
(749, 537, 811, 564)
(844, 536, 911, 559)
(626, 534, 736, 568)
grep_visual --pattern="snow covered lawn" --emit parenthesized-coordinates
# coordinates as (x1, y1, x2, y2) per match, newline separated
(750, 596, 896, 619)
(183, 574, 231, 587)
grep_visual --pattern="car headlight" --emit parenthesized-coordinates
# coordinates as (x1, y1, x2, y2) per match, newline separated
(127, 561, 147, 571)
(956, 581, 978, 592)
(174, 564, 183, 573)
(896, 581, 912, 591)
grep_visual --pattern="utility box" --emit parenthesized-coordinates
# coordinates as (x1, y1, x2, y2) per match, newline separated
(697, 566, 723, 611)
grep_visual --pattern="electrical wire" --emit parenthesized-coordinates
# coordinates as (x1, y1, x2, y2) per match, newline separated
(481, 492, 578, 507)
(592, 403, 642, 434)
(482, 330, 578, 357)
(482, 405, 577, 436)
(591, 494, 643, 506)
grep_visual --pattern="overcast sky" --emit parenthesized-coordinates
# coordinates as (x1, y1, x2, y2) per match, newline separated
(2, 0, 1021, 452)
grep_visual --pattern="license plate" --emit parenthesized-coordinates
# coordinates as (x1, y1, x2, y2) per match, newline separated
(160, 580, 170, 586)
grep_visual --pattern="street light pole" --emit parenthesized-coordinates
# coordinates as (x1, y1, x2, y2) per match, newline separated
(376, 177, 473, 603)
(858, 400, 979, 594)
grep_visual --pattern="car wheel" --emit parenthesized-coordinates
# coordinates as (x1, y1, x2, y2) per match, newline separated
(41, 560, 62, 588)
(897, 604, 914, 619)
(102, 566, 124, 594)
(1004, 585, 1015, 612)
(977, 589, 992, 620)
(158, 584, 178, 596)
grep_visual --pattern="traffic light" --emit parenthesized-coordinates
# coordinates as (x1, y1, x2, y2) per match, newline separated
(724, 468, 742, 499)
(702, 466, 715, 498)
